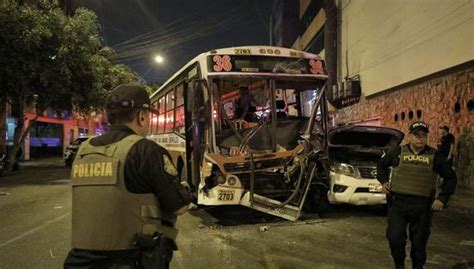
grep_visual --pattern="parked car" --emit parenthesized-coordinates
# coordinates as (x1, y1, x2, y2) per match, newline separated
(326, 125, 404, 206)
(64, 136, 94, 167)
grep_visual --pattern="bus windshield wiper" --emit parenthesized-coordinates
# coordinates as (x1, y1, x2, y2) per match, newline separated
(237, 120, 268, 154)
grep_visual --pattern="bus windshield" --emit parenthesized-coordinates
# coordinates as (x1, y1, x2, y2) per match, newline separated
(212, 77, 324, 156)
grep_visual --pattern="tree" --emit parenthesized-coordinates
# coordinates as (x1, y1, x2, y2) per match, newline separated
(0, 2, 140, 171)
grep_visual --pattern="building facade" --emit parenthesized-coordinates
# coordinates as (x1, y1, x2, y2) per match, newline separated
(278, 0, 474, 188)
(270, 0, 300, 48)
(4, 104, 106, 160)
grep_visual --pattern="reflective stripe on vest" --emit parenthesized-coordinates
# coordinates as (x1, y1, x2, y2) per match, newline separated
(71, 134, 178, 250)
(391, 145, 437, 197)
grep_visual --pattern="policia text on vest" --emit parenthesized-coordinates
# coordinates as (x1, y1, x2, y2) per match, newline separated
(72, 162, 114, 178)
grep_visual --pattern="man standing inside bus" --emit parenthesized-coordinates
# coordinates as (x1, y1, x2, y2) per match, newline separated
(64, 83, 193, 269)
(235, 86, 252, 121)
(377, 121, 456, 269)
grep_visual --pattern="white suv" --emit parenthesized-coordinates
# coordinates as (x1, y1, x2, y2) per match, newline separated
(326, 125, 403, 206)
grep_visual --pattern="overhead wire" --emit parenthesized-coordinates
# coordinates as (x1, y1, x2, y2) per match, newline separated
(114, 13, 242, 55)
(111, 5, 251, 62)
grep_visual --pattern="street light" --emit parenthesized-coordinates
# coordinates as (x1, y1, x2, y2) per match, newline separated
(154, 55, 164, 64)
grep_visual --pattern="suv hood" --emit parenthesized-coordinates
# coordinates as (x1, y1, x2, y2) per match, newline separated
(328, 125, 404, 165)
(328, 125, 404, 148)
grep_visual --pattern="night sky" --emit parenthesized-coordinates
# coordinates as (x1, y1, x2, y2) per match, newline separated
(71, 0, 276, 84)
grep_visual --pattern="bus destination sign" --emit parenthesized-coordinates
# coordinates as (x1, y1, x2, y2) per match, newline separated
(208, 55, 326, 75)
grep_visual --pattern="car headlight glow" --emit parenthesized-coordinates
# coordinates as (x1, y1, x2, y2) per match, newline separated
(331, 163, 356, 177)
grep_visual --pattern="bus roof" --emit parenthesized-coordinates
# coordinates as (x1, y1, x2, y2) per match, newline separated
(151, 46, 325, 99)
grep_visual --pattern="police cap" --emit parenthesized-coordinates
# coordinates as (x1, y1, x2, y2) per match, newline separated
(409, 121, 429, 134)
(107, 83, 158, 114)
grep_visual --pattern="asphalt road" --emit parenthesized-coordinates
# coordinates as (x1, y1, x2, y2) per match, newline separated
(0, 166, 473, 269)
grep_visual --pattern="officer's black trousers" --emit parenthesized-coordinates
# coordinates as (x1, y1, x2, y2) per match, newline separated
(64, 245, 175, 269)
(386, 194, 432, 269)
(64, 249, 140, 269)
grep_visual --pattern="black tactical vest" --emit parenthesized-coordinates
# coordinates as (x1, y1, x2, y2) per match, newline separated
(391, 145, 437, 197)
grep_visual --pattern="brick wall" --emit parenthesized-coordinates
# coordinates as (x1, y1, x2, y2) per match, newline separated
(334, 63, 474, 189)
(334, 64, 474, 148)
(456, 130, 473, 190)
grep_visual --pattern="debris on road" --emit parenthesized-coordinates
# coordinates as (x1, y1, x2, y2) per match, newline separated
(259, 226, 269, 232)
(49, 249, 56, 259)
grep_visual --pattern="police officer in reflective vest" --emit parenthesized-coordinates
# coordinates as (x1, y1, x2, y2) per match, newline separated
(64, 83, 193, 269)
(377, 121, 456, 269)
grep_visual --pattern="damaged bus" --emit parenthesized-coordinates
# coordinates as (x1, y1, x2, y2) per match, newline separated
(148, 46, 329, 220)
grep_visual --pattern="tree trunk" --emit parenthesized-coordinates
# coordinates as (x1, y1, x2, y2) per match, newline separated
(7, 97, 38, 172)
(8, 99, 24, 172)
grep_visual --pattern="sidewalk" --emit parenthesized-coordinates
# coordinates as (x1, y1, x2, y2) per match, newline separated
(448, 187, 474, 214)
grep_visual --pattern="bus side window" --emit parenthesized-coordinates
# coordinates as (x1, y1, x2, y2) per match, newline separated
(158, 96, 166, 133)
(175, 106, 185, 134)
(165, 90, 175, 133)
(175, 84, 185, 134)
(150, 101, 159, 134)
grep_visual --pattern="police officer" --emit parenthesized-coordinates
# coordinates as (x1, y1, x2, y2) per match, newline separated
(377, 121, 457, 269)
(437, 125, 455, 166)
(64, 83, 193, 269)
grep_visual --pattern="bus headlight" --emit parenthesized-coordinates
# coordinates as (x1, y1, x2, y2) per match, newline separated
(216, 174, 226, 184)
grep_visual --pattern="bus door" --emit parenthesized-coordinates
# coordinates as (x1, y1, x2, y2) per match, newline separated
(186, 78, 211, 192)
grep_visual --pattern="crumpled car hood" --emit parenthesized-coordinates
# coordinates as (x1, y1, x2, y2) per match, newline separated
(328, 125, 404, 149)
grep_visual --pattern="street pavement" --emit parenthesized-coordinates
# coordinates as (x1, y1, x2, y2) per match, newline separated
(0, 163, 473, 269)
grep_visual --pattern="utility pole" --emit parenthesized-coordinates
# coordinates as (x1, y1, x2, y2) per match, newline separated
(324, 0, 338, 87)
